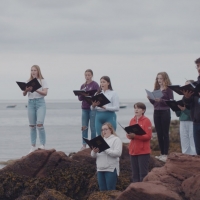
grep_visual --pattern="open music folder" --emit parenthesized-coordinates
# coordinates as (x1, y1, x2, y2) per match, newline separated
(118, 122, 146, 135)
(145, 89, 163, 100)
(84, 93, 111, 107)
(168, 82, 200, 97)
(83, 135, 110, 153)
(165, 99, 190, 112)
(16, 78, 42, 93)
(73, 89, 97, 96)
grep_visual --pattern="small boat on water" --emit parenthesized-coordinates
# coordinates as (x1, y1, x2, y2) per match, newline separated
(119, 104, 127, 109)
(6, 105, 16, 108)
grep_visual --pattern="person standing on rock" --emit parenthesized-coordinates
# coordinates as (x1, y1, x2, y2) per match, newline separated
(147, 72, 173, 162)
(175, 80, 196, 155)
(126, 102, 152, 183)
(91, 122, 122, 191)
(91, 76, 119, 136)
(78, 69, 99, 151)
(23, 65, 48, 153)
(182, 57, 200, 155)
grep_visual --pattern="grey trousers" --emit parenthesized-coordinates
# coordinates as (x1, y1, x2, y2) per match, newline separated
(130, 154, 150, 183)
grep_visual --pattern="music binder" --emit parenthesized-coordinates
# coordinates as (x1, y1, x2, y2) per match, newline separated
(118, 122, 146, 135)
(16, 78, 42, 93)
(168, 83, 200, 96)
(84, 93, 111, 107)
(145, 89, 163, 100)
(165, 99, 190, 112)
(83, 135, 110, 153)
(73, 89, 97, 96)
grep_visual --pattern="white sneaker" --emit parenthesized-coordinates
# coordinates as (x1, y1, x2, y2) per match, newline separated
(159, 155, 167, 162)
(39, 145, 45, 149)
(29, 146, 36, 154)
(155, 155, 163, 159)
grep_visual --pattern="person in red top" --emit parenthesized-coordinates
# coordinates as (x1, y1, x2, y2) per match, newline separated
(126, 102, 152, 183)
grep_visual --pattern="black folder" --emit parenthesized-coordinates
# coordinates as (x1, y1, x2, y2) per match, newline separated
(84, 93, 111, 107)
(118, 122, 146, 135)
(83, 135, 110, 153)
(16, 78, 42, 93)
(168, 83, 200, 96)
(73, 89, 97, 96)
(165, 100, 190, 112)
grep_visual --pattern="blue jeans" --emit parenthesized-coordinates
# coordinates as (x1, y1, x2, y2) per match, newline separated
(28, 98, 46, 145)
(97, 169, 117, 191)
(82, 109, 96, 144)
(95, 111, 117, 136)
(193, 123, 200, 155)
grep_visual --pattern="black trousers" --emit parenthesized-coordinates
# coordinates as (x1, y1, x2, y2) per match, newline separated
(154, 109, 171, 155)
(130, 154, 150, 183)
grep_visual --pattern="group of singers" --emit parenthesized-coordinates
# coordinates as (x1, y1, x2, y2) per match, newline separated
(23, 57, 200, 191)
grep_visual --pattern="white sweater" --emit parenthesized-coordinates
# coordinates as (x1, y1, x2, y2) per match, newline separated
(91, 134, 122, 175)
(91, 90, 119, 112)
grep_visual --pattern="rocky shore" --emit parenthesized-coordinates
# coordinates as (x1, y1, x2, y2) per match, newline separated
(0, 120, 200, 200)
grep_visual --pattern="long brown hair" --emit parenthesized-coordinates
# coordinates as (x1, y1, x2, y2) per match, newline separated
(97, 76, 113, 94)
(101, 122, 117, 137)
(83, 69, 93, 87)
(154, 72, 172, 90)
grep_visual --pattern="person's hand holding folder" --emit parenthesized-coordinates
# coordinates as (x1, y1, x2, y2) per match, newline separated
(181, 90, 194, 99)
(177, 105, 185, 111)
(92, 147, 99, 153)
(26, 86, 33, 92)
(126, 133, 135, 139)
(92, 100, 100, 108)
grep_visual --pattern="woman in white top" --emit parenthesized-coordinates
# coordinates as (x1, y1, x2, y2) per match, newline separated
(91, 76, 119, 136)
(23, 65, 48, 153)
(91, 122, 122, 191)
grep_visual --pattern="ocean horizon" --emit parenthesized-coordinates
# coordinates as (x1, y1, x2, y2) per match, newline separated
(0, 99, 177, 169)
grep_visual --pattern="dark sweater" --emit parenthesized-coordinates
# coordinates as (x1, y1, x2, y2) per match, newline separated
(149, 88, 174, 110)
(183, 95, 200, 123)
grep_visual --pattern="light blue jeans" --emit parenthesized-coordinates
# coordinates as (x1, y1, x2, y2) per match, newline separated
(28, 97, 46, 146)
(82, 109, 96, 144)
(95, 111, 117, 136)
(97, 169, 117, 191)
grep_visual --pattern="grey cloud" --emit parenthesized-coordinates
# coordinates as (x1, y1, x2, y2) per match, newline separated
(0, 0, 200, 54)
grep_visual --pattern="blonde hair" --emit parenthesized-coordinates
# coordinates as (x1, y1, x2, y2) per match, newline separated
(29, 65, 44, 84)
(101, 122, 117, 137)
(154, 72, 172, 90)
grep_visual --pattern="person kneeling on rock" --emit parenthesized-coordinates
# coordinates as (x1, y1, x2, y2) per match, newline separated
(91, 122, 122, 191)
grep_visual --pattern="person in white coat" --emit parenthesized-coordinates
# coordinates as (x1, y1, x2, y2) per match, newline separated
(91, 122, 122, 191)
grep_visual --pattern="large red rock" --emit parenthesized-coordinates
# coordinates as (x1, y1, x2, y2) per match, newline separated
(182, 174, 200, 200)
(116, 152, 200, 200)
(116, 182, 182, 200)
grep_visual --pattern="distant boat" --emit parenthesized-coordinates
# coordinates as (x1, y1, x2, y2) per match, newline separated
(119, 103, 127, 109)
(6, 105, 16, 108)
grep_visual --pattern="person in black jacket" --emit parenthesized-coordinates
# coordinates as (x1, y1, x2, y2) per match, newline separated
(182, 57, 200, 155)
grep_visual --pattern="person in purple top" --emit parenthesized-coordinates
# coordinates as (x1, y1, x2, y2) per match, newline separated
(78, 69, 99, 151)
(147, 72, 174, 162)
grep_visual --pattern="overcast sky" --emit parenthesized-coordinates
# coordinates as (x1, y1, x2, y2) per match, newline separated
(1, 0, 200, 101)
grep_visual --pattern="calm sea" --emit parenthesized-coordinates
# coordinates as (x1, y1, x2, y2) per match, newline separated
(0, 99, 177, 169)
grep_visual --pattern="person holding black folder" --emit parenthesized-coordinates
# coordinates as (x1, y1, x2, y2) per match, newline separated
(23, 65, 48, 153)
(175, 80, 196, 155)
(91, 76, 119, 136)
(182, 57, 200, 155)
(91, 123, 122, 191)
(147, 72, 173, 162)
(126, 102, 152, 183)
(78, 69, 99, 151)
